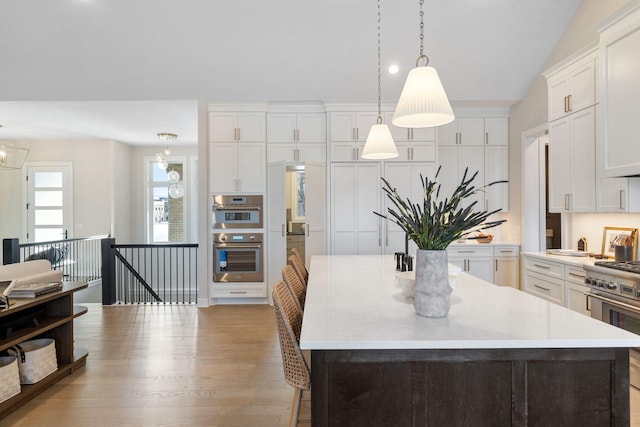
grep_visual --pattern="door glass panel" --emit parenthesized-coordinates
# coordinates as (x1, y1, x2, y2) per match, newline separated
(34, 172, 63, 188)
(35, 228, 64, 242)
(153, 187, 169, 242)
(34, 191, 63, 206)
(35, 210, 63, 225)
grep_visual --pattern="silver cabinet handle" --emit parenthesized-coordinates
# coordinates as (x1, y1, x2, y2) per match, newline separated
(534, 284, 550, 292)
(485, 132, 489, 145)
(533, 263, 550, 269)
(564, 194, 570, 211)
(569, 272, 585, 279)
(230, 291, 248, 294)
(356, 127, 359, 141)
(620, 190, 626, 210)
(281, 223, 285, 237)
(306, 223, 309, 237)
(236, 128, 240, 141)
(564, 96, 569, 113)
(458, 250, 476, 253)
(567, 94, 572, 112)
(495, 259, 498, 272)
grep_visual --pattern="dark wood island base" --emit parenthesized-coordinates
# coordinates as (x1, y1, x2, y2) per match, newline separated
(311, 347, 630, 426)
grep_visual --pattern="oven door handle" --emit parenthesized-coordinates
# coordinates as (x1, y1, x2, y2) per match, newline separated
(214, 205, 261, 211)
(587, 292, 640, 313)
(214, 244, 262, 249)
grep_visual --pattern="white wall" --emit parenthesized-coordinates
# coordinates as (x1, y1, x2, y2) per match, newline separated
(508, 0, 632, 248)
(0, 139, 112, 247)
(111, 141, 133, 243)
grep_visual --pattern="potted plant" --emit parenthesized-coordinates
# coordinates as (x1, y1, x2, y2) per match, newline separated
(375, 166, 507, 317)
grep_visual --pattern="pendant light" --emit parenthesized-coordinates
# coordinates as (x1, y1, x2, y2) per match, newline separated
(361, 0, 399, 160)
(392, 0, 454, 128)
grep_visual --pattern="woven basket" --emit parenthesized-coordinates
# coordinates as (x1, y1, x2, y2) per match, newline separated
(0, 356, 21, 403)
(7, 338, 58, 384)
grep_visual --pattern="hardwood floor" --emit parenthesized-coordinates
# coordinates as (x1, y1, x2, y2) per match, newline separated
(2, 304, 296, 426)
(1, 303, 637, 426)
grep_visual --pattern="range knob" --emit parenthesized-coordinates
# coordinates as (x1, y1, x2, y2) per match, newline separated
(606, 282, 618, 290)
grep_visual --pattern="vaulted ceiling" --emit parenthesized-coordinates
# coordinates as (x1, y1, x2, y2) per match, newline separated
(0, 0, 583, 145)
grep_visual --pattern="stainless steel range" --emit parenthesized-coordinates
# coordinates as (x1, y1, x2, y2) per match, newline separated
(584, 261, 640, 389)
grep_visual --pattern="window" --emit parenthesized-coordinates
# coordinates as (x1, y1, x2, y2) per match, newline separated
(147, 159, 186, 243)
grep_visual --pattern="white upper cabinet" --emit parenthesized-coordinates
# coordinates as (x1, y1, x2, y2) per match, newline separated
(484, 118, 509, 146)
(599, 4, 640, 177)
(267, 113, 326, 143)
(437, 118, 485, 146)
(547, 106, 596, 213)
(384, 111, 436, 162)
(267, 112, 326, 163)
(209, 112, 265, 142)
(546, 52, 596, 122)
(329, 112, 379, 161)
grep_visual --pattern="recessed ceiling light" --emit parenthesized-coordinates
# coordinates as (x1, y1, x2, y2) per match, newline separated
(388, 65, 399, 74)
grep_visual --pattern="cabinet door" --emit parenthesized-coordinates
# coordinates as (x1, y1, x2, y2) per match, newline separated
(330, 112, 356, 142)
(548, 117, 571, 212)
(458, 146, 485, 210)
(568, 57, 596, 115)
(237, 112, 266, 142)
(267, 114, 297, 142)
(411, 127, 436, 142)
(237, 143, 266, 192)
(494, 257, 518, 288)
(600, 15, 640, 177)
(436, 146, 460, 203)
(485, 146, 509, 212)
(484, 117, 508, 146)
(330, 163, 381, 255)
(570, 107, 596, 212)
(566, 282, 590, 316)
(297, 113, 326, 143)
(330, 142, 357, 161)
(209, 112, 238, 142)
(355, 112, 379, 142)
(267, 144, 296, 163)
(458, 118, 485, 145)
(467, 257, 494, 282)
(437, 120, 459, 146)
(409, 141, 436, 162)
(548, 73, 572, 122)
(598, 177, 628, 212)
(298, 144, 326, 162)
(209, 143, 237, 193)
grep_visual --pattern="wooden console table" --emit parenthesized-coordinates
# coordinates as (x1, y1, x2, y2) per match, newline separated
(0, 282, 88, 419)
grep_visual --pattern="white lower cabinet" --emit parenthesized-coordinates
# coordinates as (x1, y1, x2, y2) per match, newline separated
(493, 246, 520, 288)
(330, 163, 382, 255)
(564, 266, 590, 316)
(447, 246, 494, 283)
(522, 254, 591, 314)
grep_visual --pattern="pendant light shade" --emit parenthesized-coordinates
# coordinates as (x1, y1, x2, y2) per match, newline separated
(362, 124, 399, 159)
(392, 65, 454, 128)
(361, 0, 398, 160)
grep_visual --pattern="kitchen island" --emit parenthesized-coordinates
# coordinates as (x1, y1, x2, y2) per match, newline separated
(300, 255, 640, 426)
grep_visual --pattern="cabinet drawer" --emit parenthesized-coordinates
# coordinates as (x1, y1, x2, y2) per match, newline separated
(524, 271, 564, 305)
(212, 284, 266, 298)
(565, 265, 587, 285)
(524, 257, 564, 279)
(494, 246, 519, 257)
(447, 246, 493, 258)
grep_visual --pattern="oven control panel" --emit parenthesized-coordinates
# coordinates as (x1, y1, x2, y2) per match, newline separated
(584, 271, 639, 301)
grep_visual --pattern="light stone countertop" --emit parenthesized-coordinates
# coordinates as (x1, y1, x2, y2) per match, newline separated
(300, 255, 640, 350)
(521, 251, 597, 267)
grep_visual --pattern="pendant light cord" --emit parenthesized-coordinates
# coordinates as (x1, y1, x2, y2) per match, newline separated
(417, 0, 429, 67)
(376, 0, 382, 124)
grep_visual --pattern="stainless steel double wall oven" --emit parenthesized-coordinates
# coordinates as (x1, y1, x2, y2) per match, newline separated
(212, 195, 264, 283)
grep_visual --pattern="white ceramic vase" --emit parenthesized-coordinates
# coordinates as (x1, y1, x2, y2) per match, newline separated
(413, 249, 453, 317)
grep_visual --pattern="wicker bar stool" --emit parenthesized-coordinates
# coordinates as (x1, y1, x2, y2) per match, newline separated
(287, 254, 308, 284)
(282, 264, 306, 313)
(272, 280, 311, 426)
(290, 247, 304, 266)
